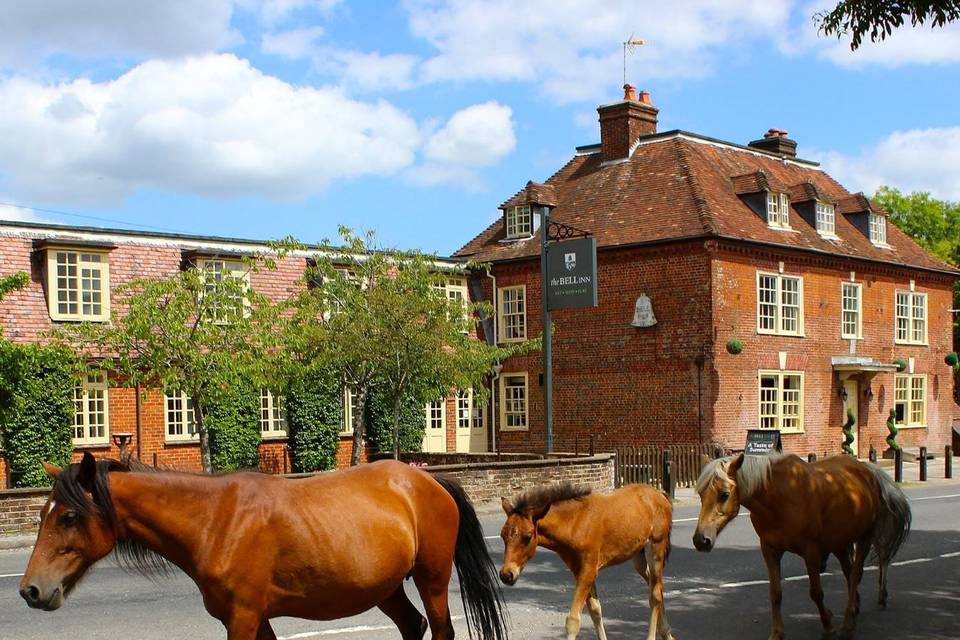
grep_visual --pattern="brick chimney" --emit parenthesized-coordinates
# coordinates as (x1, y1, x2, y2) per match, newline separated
(598, 84, 658, 163)
(748, 128, 797, 158)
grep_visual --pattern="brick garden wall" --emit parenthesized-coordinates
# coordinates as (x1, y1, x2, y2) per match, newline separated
(0, 488, 47, 536)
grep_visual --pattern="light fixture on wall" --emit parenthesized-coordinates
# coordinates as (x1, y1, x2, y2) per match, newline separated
(838, 385, 848, 401)
(864, 384, 874, 400)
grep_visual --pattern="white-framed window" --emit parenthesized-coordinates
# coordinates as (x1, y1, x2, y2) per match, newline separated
(197, 258, 249, 323)
(505, 205, 533, 239)
(46, 249, 111, 322)
(165, 390, 197, 442)
(841, 282, 862, 339)
(500, 373, 528, 431)
(895, 290, 927, 345)
(757, 272, 804, 336)
(426, 399, 445, 430)
(758, 371, 804, 433)
(434, 276, 470, 331)
(72, 373, 109, 445)
(869, 213, 888, 246)
(342, 386, 361, 436)
(498, 285, 526, 342)
(894, 374, 926, 428)
(766, 192, 790, 228)
(456, 388, 485, 431)
(260, 389, 287, 438)
(815, 202, 836, 236)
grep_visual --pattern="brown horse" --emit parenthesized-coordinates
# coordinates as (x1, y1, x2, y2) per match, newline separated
(693, 453, 911, 640)
(498, 483, 675, 640)
(19, 452, 507, 640)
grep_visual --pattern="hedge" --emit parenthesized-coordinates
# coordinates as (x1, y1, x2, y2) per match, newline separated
(286, 365, 342, 473)
(367, 384, 426, 455)
(206, 380, 261, 472)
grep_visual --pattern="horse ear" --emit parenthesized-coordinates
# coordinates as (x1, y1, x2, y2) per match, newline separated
(501, 497, 513, 515)
(41, 461, 62, 478)
(727, 453, 745, 477)
(78, 451, 97, 489)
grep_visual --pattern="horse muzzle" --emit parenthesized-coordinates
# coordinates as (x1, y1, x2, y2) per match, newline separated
(499, 566, 520, 586)
(692, 531, 714, 552)
(20, 583, 64, 611)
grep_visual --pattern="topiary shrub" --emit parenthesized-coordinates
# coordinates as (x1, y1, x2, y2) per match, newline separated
(286, 365, 342, 473)
(0, 343, 75, 488)
(946, 352, 959, 367)
(206, 380, 261, 472)
(367, 383, 426, 455)
(726, 338, 744, 355)
(894, 357, 908, 372)
(841, 408, 856, 456)
(886, 408, 900, 451)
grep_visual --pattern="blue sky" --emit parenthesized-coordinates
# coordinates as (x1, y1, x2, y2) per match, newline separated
(1, 1, 959, 256)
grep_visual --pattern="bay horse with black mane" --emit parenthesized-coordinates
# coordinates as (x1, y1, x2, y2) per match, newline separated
(498, 482, 675, 640)
(693, 452, 911, 640)
(19, 452, 508, 640)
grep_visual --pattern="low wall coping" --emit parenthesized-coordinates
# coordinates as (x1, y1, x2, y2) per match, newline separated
(423, 453, 615, 474)
(0, 487, 50, 499)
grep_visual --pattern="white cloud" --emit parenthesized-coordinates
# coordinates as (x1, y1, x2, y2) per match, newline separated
(0, 1, 241, 68)
(405, 0, 793, 103)
(325, 51, 421, 91)
(0, 200, 46, 223)
(253, 0, 342, 27)
(812, 127, 960, 200)
(0, 54, 424, 204)
(261, 26, 326, 58)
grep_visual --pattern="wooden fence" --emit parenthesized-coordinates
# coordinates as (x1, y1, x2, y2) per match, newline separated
(614, 443, 726, 489)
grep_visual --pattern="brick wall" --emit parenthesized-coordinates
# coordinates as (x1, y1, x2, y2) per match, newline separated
(0, 488, 47, 536)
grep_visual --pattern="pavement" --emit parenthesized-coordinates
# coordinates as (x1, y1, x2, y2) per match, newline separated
(2, 481, 959, 640)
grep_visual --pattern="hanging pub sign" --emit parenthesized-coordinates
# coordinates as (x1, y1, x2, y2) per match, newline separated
(744, 429, 783, 456)
(546, 236, 598, 310)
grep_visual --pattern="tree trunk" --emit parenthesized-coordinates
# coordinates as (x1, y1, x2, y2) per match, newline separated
(392, 392, 403, 460)
(196, 410, 213, 474)
(350, 385, 367, 466)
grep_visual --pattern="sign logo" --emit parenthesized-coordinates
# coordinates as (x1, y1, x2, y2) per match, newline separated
(564, 252, 576, 271)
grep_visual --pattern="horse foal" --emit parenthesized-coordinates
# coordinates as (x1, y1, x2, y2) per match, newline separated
(499, 483, 675, 640)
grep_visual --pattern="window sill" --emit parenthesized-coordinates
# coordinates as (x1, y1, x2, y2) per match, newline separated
(498, 337, 527, 344)
(261, 434, 288, 441)
(893, 341, 928, 347)
(766, 226, 799, 233)
(52, 317, 110, 324)
(499, 235, 535, 243)
(164, 438, 199, 446)
(871, 242, 894, 250)
(339, 432, 355, 439)
(841, 335, 863, 341)
(776, 429, 805, 435)
(818, 233, 841, 241)
(895, 424, 927, 430)
(499, 427, 529, 432)
(756, 330, 805, 338)
(73, 442, 111, 449)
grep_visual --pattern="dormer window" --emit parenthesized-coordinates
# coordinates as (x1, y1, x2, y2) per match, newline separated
(766, 192, 790, 228)
(505, 205, 533, 239)
(815, 202, 836, 236)
(869, 213, 888, 246)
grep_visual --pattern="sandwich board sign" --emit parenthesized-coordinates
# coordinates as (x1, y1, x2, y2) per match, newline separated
(744, 430, 782, 456)
(546, 237, 598, 310)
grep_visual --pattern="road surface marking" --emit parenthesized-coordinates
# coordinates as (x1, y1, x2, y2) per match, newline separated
(278, 616, 463, 639)
(910, 493, 960, 501)
(940, 551, 960, 558)
(0, 572, 24, 578)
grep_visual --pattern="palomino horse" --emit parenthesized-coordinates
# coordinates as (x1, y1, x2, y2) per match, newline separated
(19, 452, 507, 640)
(693, 453, 911, 639)
(498, 483, 675, 640)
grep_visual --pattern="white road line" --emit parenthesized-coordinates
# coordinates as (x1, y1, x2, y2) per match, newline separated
(910, 493, 960, 501)
(672, 517, 699, 523)
(0, 572, 25, 578)
(278, 616, 463, 639)
(940, 551, 960, 558)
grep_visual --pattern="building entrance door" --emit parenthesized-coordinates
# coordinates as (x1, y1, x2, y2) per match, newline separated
(423, 400, 447, 453)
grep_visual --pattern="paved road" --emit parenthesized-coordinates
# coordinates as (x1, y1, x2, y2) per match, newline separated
(2, 484, 958, 640)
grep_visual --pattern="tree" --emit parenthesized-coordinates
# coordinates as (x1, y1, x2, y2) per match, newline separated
(54, 256, 286, 473)
(816, 1, 960, 50)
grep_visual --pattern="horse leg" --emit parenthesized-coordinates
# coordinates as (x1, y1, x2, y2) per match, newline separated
(632, 553, 650, 585)
(379, 585, 429, 640)
(877, 558, 889, 609)
(224, 611, 262, 640)
(802, 549, 833, 637)
(836, 546, 859, 615)
(586, 583, 607, 640)
(840, 540, 871, 638)
(565, 564, 597, 640)
(644, 540, 674, 640)
(412, 563, 453, 640)
(257, 620, 277, 640)
(760, 543, 785, 640)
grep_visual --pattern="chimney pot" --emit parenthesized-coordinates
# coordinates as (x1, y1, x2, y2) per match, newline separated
(597, 88, 658, 163)
(764, 128, 789, 139)
(639, 90, 651, 105)
(623, 84, 637, 101)
(749, 128, 797, 158)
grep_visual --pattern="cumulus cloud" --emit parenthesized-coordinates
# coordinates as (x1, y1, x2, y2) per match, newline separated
(0, 1, 241, 68)
(252, 0, 343, 27)
(0, 200, 46, 223)
(0, 54, 424, 204)
(812, 127, 960, 200)
(261, 26, 326, 58)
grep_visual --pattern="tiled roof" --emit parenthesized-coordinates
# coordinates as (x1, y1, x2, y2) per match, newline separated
(454, 131, 958, 274)
(501, 181, 559, 209)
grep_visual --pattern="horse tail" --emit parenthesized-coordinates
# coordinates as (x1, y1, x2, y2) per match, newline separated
(867, 463, 912, 564)
(435, 475, 509, 640)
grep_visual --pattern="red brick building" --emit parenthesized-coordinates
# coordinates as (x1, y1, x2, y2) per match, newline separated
(456, 86, 960, 458)
(0, 223, 485, 488)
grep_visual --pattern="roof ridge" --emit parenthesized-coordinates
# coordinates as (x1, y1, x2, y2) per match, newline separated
(673, 139, 718, 235)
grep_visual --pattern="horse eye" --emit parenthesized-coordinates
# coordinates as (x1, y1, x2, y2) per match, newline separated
(718, 491, 730, 503)
(59, 511, 79, 527)
(521, 533, 533, 544)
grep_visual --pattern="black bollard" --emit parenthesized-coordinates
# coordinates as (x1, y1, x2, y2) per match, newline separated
(589, 435, 595, 456)
(662, 448, 674, 501)
(574, 433, 580, 457)
(869, 445, 877, 464)
(808, 453, 817, 463)
(946, 446, 953, 479)
(919, 447, 928, 481)
(894, 448, 903, 483)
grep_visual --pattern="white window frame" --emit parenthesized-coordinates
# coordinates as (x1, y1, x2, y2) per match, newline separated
(894, 374, 926, 428)
(766, 192, 790, 229)
(505, 205, 533, 239)
(197, 258, 250, 323)
(46, 248, 111, 322)
(164, 390, 198, 443)
(841, 281, 862, 339)
(815, 201, 837, 237)
(758, 370, 804, 434)
(895, 290, 927, 345)
(869, 213, 889, 246)
(435, 275, 471, 332)
(456, 388, 486, 432)
(72, 373, 110, 446)
(259, 388, 287, 438)
(498, 285, 526, 342)
(499, 373, 529, 432)
(756, 271, 804, 336)
(425, 398, 446, 431)
(342, 386, 360, 436)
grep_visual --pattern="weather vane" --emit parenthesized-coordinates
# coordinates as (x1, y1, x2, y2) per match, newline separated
(623, 35, 645, 87)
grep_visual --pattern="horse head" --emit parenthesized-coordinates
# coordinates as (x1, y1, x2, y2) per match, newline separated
(693, 453, 744, 552)
(498, 496, 548, 586)
(20, 452, 118, 610)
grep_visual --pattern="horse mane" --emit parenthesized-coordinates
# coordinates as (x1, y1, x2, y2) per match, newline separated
(52, 457, 173, 577)
(696, 453, 792, 501)
(509, 482, 591, 514)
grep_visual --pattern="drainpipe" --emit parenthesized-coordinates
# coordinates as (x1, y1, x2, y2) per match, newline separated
(486, 267, 498, 452)
(134, 382, 143, 461)
(694, 353, 705, 443)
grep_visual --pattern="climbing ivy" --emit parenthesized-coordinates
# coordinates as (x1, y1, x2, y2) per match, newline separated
(286, 365, 342, 473)
(206, 380, 261, 472)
